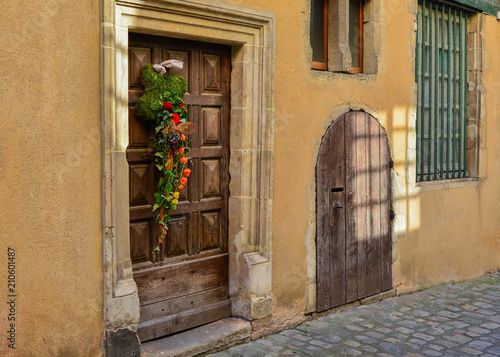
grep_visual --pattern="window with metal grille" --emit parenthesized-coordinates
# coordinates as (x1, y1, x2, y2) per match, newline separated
(416, 0, 469, 181)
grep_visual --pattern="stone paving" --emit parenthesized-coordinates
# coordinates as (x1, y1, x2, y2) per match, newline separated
(207, 273, 500, 357)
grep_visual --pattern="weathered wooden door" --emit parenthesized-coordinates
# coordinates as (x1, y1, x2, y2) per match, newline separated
(127, 34, 231, 341)
(316, 111, 392, 312)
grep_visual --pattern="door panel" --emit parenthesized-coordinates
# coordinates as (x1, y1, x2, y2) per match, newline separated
(128, 34, 231, 341)
(133, 254, 229, 304)
(317, 112, 392, 312)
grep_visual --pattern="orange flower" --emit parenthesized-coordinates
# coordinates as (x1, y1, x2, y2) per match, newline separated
(178, 184, 184, 190)
(180, 177, 188, 185)
(180, 157, 188, 163)
(181, 134, 186, 141)
(179, 147, 184, 155)
(183, 168, 191, 177)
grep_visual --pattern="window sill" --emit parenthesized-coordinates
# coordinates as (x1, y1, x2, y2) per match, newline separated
(310, 68, 372, 77)
(311, 63, 328, 71)
(415, 178, 479, 192)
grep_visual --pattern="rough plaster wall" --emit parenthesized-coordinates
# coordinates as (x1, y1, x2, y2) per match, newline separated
(223, 0, 500, 327)
(0, 1, 104, 356)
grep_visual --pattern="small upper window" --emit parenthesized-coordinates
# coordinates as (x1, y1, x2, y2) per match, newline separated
(349, 0, 363, 73)
(310, 0, 365, 73)
(310, 0, 328, 70)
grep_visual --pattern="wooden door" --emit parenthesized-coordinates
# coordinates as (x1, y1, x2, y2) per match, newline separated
(127, 34, 231, 341)
(316, 111, 392, 312)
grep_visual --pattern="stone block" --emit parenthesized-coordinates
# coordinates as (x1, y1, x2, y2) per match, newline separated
(467, 13, 482, 34)
(360, 289, 396, 305)
(105, 328, 141, 357)
(363, 21, 382, 74)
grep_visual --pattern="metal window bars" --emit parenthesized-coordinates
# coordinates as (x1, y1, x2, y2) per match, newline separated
(416, 0, 468, 181)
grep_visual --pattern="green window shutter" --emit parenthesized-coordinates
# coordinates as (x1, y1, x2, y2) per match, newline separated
(416, 0, 468, 182)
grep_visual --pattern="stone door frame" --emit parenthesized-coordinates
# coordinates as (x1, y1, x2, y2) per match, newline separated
(101, 0, 276, 350)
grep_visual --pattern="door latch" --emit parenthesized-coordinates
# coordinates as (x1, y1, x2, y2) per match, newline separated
(333, 201, 343, 209)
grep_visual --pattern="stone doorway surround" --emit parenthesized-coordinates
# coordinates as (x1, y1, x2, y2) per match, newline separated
(101, 0, 276, 354)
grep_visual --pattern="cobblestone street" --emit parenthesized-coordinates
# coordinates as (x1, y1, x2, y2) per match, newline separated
(208, 273, 500, 357)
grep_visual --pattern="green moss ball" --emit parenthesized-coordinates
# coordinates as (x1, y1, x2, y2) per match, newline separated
(164, 74, 187, 97)
(135, 90, 163, 122)
(140, 64, 166, 90)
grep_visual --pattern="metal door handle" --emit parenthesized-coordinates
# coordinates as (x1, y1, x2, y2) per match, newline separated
(333, 201, 343, 209)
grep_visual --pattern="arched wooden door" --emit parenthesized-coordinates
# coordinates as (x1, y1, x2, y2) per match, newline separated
(127, 34, 231, 341)
(316, 111, 392, 312)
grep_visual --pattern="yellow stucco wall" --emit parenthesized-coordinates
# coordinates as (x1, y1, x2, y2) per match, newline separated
(222, 0, 500, 326)
(0, 1, 103, 356)
(397, 13, 500, 287)
(1, 0, 499, 354)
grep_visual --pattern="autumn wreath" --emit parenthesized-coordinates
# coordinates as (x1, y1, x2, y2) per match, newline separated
(135, 62, 195, 252)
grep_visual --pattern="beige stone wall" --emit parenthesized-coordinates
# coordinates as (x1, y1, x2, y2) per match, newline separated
(0, 1, 103, 356)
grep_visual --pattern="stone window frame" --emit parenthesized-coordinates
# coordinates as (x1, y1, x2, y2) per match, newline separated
(310, 0, 382, 74)
(102, 0, 276, 349)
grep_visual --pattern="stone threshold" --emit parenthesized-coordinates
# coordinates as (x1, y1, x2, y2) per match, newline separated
(311, 289, 397, 319)
(140, 317, 251, 357)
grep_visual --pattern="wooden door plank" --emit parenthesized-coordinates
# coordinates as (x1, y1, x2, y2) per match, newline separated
(184, 94, 225, 106)
(365, 114, 382, 296)
(355, 112, 369, 300)
(138, 299, 231, 341)
(329, 116, 346, 308)
(380, 128, 393, 291)
(316, 125, 332, 312)
(345, 113, 359, 303)
(139, 285, 228, 323)
(134, 254, 229, 305)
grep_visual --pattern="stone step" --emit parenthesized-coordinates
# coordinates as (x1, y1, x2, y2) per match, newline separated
(141, 317, 251, 357)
